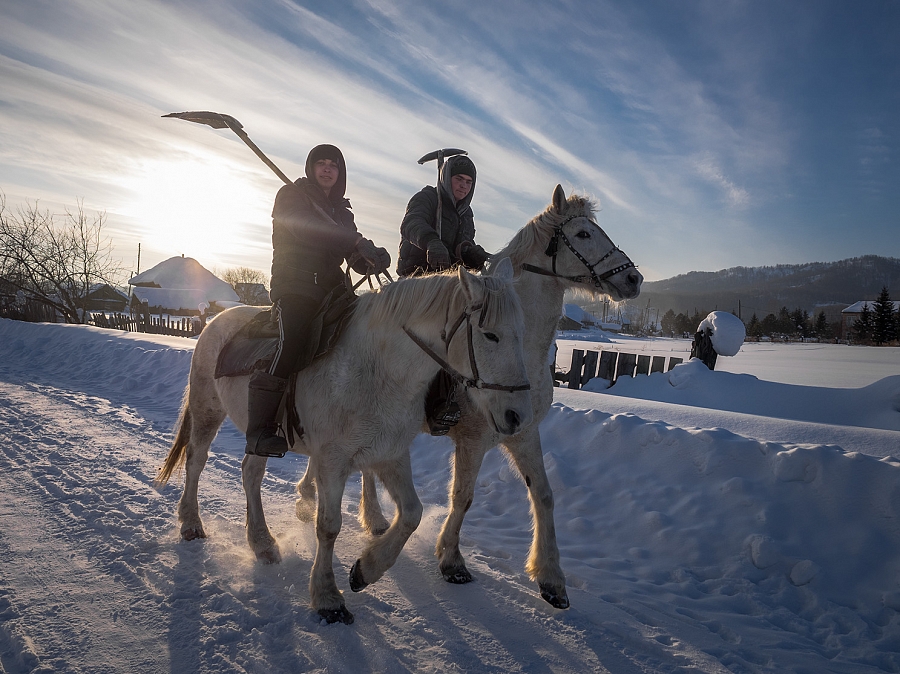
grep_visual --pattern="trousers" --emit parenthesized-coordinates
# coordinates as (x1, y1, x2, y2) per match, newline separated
(267, 294, 321, 379)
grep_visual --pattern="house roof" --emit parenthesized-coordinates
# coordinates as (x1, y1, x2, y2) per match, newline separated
(842, 300, 900, 313)
(128, 256, 238, 303)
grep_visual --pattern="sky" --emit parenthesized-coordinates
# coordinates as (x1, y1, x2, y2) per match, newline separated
(1, 0, 898, 283)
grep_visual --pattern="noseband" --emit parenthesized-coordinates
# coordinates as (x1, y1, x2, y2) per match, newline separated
(403, 303, 530, 393)
(522, 214, 636, 288)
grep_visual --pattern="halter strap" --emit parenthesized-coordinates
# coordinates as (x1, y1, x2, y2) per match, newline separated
(403, 305, 530, 393)
(524, 214, 636, 287)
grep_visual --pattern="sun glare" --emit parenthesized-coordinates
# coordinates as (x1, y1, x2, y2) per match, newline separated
(121, 154, 274, 265)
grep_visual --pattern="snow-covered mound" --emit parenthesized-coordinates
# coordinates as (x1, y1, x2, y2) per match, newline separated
(698, 310, 746, 356)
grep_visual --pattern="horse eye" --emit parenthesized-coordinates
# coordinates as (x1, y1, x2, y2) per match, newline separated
(575, 230, 591, 239)
(483, 332, 500, 343)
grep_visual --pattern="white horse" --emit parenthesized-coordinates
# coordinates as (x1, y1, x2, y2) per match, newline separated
(297, 185, 642, 610)
(156, 259, 532, 624)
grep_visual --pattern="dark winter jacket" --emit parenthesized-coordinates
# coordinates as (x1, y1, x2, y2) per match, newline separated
(396, 156, 477, 277)
(269, 146, 360, 303)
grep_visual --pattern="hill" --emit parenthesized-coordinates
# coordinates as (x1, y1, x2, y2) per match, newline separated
(636, 255, 900, 321)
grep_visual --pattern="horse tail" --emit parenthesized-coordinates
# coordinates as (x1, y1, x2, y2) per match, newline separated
(155, 385, 192, 486)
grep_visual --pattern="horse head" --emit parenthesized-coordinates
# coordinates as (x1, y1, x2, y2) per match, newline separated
(505, 184, 643, 301)
(448, 258, 532, 435)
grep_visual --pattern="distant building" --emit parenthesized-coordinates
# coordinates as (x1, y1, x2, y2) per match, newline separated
(81, 283, 129, 312)
(234, 282, 270, 306)
(841, 300, 900, 338)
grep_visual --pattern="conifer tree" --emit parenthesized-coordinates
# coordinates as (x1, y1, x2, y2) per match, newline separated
(814, 311, 831, 340)
(853, 303, 873, 343)
(872, 286, 896, 345)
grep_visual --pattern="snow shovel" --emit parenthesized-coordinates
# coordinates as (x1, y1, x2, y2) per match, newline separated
(162, 111, 293, 185)
(417, 148, 467, 241)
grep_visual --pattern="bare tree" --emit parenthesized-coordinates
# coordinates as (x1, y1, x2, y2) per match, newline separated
(0, 191, 125, 324)
(218, 265, 270, 289)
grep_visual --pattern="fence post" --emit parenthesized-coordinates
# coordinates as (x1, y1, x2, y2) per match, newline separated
(568, 349, 584, 389)
(580, 350, 598, 387)
(636, 354, 651, 375)
(615, 353, 637, 379)
(597, 351, 618, 383)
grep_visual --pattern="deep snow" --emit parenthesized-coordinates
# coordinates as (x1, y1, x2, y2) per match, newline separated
(1, 317, 900, 673)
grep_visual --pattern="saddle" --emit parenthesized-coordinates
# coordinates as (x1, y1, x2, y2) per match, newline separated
(214, 286, 356, 379)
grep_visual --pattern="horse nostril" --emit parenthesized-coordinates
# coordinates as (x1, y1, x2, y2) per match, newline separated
(505, 409, 521, 432)
(627, 272, 640, 285)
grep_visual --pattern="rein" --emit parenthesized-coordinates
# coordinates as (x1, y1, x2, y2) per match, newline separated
(521, 214, 636, 287)
(403, 303, 530, 393)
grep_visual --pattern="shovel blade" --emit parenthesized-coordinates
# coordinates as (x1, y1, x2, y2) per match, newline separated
(162, 111, 244, 131)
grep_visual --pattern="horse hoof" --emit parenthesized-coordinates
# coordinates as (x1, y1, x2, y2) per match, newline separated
(318, 606, 354, 625)
(349, 559, 369, 592)
(441, 567, 473, 584)
(256, 548, 282, 565)
(182, 527, 206, 541)
(295, 498, 315, 523)
(539, 583, 570, 609)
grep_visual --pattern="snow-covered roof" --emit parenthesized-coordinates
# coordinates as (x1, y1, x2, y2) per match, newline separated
(131, 287, 216, 312)
(842, 300, 900, 313)
(562, 304, 600, 324)
(129, 256, 239, 303)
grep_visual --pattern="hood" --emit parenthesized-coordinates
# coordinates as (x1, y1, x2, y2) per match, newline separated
(304, 144, 347, 202)
(439, 154, 476, 212)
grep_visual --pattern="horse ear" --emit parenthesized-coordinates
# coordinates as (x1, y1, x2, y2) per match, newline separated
(552, 184, 567, 214)
(458, 264, 482, 306)
(492, 257, 513, 282)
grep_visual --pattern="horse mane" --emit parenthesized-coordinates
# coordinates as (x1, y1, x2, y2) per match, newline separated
(359, 270, 521, 331)
(492, 193, 597, 271)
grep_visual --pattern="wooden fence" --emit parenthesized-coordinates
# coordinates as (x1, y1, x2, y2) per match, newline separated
(562, 348, 685, 390)
(89, 312, 196, 338)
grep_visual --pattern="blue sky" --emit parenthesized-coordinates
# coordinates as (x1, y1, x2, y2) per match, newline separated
(0, 0, 897, 282)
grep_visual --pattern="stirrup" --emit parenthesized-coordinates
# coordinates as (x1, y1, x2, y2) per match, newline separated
(245, 427, 289, 458)
(427, 400, 461, 436)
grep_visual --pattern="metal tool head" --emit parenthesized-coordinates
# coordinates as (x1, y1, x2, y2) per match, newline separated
(162, 111, 243, 131)
(417, 148, 467, 165)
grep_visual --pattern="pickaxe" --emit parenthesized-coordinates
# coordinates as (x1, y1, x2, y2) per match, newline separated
(417, 148, 467, 241)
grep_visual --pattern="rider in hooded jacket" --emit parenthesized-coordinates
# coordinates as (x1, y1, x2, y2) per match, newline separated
(396, 155, 490, 277)
(246, 144, 390, 458)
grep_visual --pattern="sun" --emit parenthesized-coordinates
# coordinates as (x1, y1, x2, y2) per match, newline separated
(121, 152, 275, 265)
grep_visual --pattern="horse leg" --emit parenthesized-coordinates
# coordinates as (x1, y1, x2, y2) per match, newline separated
(178, 403, 225, 541)
(295, 456, 317, 523)
(310, 460, 353, 624)
(241, 454, 281, 564)
(502, 429, 569, 609)
(349, 456, 422, 591)
(358, 469, 390, 536)
(435, 441, 489, 584)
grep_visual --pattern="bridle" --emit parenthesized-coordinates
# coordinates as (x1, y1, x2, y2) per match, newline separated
(521, 214, 636, 288)
(403, 302, 530, 393)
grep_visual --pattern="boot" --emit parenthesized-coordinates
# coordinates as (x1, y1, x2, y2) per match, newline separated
(245, 371, 290, 457)
(425, 370, 461, 436)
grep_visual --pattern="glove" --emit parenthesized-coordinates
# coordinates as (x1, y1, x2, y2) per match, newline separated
(354, 236, 391, 275)
(426, 239, 451, 270)
(457, 241, 491, 270)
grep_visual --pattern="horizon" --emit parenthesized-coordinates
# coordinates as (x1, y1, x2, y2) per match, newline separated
(2, 1, 898, 282)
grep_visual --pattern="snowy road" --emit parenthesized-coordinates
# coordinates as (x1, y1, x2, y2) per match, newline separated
(0, 380, 706, 673)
